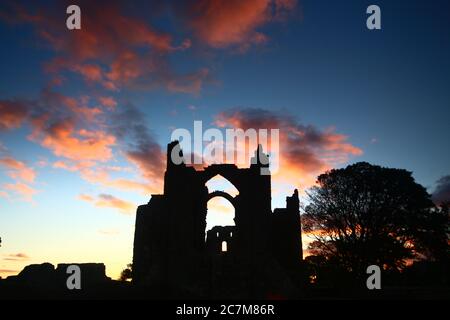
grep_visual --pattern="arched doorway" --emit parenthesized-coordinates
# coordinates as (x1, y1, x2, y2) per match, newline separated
(205, 174, 238, 241)
(205, 195, 235, 240)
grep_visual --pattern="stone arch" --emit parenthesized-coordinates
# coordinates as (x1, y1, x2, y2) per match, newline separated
(205, 172, 239, 196)
(201, 164, 243, 191)
(206, 190, 236, 207)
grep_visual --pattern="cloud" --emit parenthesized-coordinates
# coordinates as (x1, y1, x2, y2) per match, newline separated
(98, 229, 120, 236)
(1, 90, 116, 169)
(3, 0, 208, 94)
(0, 90, 160, 198)
(432, 175, 450, 205)
(0, 157, 36, 183)
(178, 0, 297, 51)
(36, 158, 48, 167)
(166, 68, 210, 95)
(3, 253, 30, 261)
(8, 89, 116, 167)
(215, 108, 362, 187)
(10, 105, 159, 198)
(79, 193, 135, 215)
(1, 94, 114, 177)
(53, 159, 155, 194)
(0, 152, 38, 202)
(98, 96, 118, 110)
(78, 167, 158, 195)
(0, 99, 30, 130)
(0, 269, 18, 274)
(78, 193, 94, 202)
(111, 104, 165, 188)
(3, 182, 38, 202)
(33, 95, 164, 196)
(30, 118, 116, 162)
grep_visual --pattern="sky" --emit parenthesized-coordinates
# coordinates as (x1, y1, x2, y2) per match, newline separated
(1, 0, 449, 279)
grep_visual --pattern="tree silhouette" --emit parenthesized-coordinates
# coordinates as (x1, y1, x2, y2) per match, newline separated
(119, 263, 133, 282)
(415, 202, 449, 262)
(303, 162, 449, 276)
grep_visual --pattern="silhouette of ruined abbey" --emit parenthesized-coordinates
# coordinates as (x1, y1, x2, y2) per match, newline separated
(133, 141, 303, 298)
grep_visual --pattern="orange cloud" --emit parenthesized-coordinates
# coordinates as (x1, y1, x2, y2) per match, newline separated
(0, 157, 36, 183)
(30, 118, 116, 162)
(215, 108, 362, 189)
(79, 193, 135, 215)
(78, 193, 94, 202)
(13, 90, 114, 164)
(180, 0, 297, 50)
(0, 154, 38, 202)
(2, 90, 141, 200)
(0, 91, 136, 200)
(0, 269, 18, 274)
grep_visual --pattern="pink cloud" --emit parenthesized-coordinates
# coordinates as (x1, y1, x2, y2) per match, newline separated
(3, 182, 38, 202)
(0, 157, 36, 183)
(79, 167, 159, 195)
(79, 193, 135, 215)
(98, 96, 118, 110)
